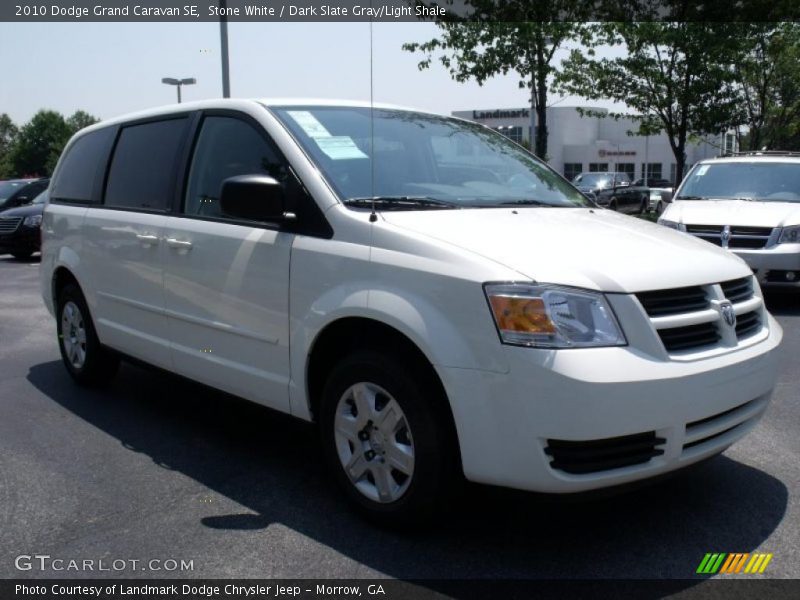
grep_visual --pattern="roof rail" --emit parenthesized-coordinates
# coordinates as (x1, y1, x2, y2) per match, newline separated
(723, 150, 800, 157)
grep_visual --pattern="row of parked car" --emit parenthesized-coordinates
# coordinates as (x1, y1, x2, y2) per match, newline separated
(0, 177, 49, 259)
(572, 171, 675, 215)
(572, 154, 800, 289)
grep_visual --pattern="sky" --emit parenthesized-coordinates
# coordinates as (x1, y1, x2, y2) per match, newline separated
(0, 22, 624, 125)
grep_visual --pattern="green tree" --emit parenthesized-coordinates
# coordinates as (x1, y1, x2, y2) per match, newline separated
(5, 109, 98, 177)
(66, 110, 99, 134)
(403, 1, 591, 159)
(0, 114, 19, 177)
(6, 110, 71, 176)
(733, 23, 800, 151)
(558, 20, 744, 184)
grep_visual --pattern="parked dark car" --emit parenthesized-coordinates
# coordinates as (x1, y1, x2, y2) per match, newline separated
(632, 177, 673, 188)
(0, 188, 46, 260)
(573, 172, 650, 214)
(0, 178, 49, 212)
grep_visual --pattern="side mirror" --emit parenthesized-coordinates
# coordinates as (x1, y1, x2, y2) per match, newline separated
(219, 175, 293, 222)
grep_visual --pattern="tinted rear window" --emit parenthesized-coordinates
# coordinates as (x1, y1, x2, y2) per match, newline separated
(50, 127, 115, 203)
(105, 118, 188, 211)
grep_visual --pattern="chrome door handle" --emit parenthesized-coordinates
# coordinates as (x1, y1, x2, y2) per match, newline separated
(165, 238, 193, 250)
(135, 233, 159, 246)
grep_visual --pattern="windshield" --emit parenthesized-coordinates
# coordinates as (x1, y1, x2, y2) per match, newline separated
(677, 162, 800, 202)
(0, 181, 26, 203)
(573, 173, 615, 188)
(32, 189, 49, 204)
(270, 106, 589, 208)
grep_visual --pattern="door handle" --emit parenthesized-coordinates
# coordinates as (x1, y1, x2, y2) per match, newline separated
(165, 238, 193, 250)
(135, 233, 159, 246)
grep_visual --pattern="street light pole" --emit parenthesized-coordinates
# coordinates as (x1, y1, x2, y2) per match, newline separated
(219, 0, 231, 97)
(161, 77, 196, 103)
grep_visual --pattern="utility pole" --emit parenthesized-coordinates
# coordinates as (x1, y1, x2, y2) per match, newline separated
(220, 0, 231, 98)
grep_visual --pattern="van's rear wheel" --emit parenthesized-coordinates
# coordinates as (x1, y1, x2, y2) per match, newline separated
(57, 284, 119, 386)
(320, 350, 457, 525)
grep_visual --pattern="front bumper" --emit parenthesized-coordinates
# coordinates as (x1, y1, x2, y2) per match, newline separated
(734, 244, 800, 287)
(438, 316, 782, 493)
(0, 226, 40, 255)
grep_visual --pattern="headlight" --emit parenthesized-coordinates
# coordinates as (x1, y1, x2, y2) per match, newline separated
(657, 219, 685, 231)
(778, 225, 800, 244)
(484, 283, 626, 348)
(649, 190, 662, 200)
(23, 214, 42, 227)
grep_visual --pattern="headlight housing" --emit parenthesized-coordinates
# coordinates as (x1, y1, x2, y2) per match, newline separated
(778, 225, 800, 244)
(657, 219, 685, 231)
(23, 214, 42, 228)
(484, 283, 627, 348)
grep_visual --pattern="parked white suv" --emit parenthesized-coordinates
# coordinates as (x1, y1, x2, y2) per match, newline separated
(41, 100, 782, 523)
(660, 153, 800, 288)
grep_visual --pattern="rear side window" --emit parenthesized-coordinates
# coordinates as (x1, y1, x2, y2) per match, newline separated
(50, 127, 115, 203)
(105, 118, 188, 211)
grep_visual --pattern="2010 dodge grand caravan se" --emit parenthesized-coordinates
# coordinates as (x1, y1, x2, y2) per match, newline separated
(41, 99, 782, 523)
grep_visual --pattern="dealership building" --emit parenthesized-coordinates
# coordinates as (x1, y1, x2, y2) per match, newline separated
(451, 106, 737, 184)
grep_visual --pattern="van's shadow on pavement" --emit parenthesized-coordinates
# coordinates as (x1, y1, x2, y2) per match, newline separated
(27, 358, 787, 592)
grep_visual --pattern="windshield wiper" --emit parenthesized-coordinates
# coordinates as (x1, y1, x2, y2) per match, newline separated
(342, 196, 460, 210)
(675, 195, 706, 200)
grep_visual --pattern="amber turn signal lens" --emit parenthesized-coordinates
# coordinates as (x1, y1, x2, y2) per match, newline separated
(488, 296, 557, 334)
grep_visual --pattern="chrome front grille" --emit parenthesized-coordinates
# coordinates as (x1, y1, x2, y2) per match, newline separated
(636, 277, 765, 354)
(685, 224, 775, 249)
(0, 216, 22, 233)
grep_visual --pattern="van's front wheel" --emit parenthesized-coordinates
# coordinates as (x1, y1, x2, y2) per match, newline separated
(57, 284, 119, 386)
(320, 350, 457, 525)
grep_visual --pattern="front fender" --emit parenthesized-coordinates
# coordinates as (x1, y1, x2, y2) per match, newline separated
(288, 281, 509, 420)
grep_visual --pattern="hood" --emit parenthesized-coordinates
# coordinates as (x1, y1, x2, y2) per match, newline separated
(0, 203, 44, 218)
(380, 207, 750, 293)
(667, 199, 800, 228)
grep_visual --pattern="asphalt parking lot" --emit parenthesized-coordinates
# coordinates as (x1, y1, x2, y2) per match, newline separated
(0, 256, 798, 586)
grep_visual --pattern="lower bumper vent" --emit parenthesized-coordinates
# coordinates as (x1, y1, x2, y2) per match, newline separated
(545, 432, 666, 475)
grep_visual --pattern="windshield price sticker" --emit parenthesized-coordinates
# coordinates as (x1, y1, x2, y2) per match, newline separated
(314, 136, 368, 160)
(287, 111, 331, 139)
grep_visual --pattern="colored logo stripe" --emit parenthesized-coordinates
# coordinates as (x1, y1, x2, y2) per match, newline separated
(745, 553, 773, 573)
(697, 553, 773, 574)
(697, 553, 727, 574)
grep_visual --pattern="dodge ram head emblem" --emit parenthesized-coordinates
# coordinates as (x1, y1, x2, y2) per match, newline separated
(721, 225, 731, 247)
(720, 301, 737, 328)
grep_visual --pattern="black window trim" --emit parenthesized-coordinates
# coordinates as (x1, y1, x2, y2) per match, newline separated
(174, 108, 333, 239)
(99, 112, 197, 214)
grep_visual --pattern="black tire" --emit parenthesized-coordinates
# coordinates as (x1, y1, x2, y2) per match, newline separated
(639, 199, 648, 215)
(656, 201, 664, 216)
(11, 251, 33, 260)
(56, 283, 120, 386)
(319, 349, 458, 526)
(609, 198, 619, 211)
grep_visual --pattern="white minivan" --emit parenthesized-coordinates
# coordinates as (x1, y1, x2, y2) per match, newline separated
(659, 153, 800, 288)
(41, 99, 782, 523)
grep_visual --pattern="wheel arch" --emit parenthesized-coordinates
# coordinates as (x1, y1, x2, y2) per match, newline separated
(304, 316, 462, 469)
